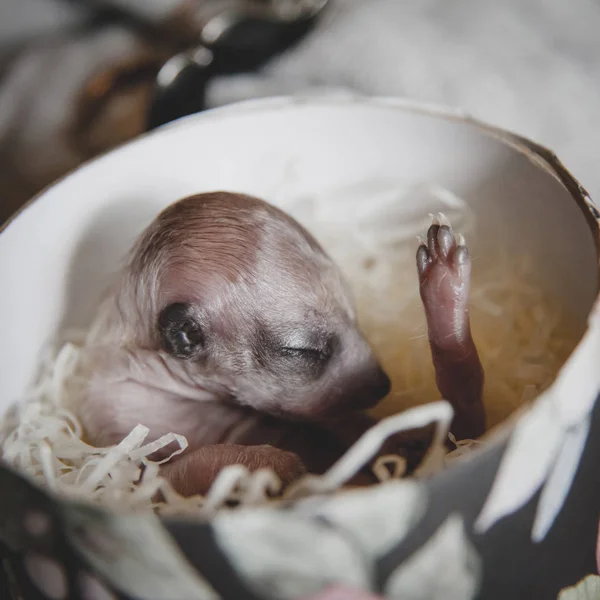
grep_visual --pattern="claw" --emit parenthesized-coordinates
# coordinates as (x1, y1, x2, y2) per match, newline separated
(428, 212, 440, 226)
(437, 212, 451, 227)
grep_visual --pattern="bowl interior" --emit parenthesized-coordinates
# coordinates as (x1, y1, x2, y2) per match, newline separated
(0, 98, 597, 416)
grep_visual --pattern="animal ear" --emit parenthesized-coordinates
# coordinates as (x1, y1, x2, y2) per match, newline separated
(157, 303, 204, 359)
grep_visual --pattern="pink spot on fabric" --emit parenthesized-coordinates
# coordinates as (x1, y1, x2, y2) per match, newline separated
(302, 585, 383, 600)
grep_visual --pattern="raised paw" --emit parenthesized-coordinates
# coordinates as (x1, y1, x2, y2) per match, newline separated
(416, 214, 486, 441)
(416, 214, 472, 349)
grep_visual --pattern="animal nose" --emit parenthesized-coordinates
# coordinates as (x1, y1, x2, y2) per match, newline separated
(371, 367, 391, 398)
(350, 365, 391, 410)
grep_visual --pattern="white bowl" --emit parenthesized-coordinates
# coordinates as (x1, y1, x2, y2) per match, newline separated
(1, 96, 599, 600)
(0, 96, 597, 412)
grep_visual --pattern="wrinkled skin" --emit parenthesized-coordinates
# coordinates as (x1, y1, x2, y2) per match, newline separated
(79, 193, 484, 496)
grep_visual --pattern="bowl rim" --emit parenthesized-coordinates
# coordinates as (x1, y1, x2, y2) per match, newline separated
(2, 95, 599, 261)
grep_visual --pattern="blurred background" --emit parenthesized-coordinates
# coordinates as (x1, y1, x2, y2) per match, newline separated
(1, 0, 599, 225)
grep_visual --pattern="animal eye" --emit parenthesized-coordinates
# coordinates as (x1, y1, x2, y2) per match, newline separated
(158, 303, 204, 359)
(279, 346, 332, 364)
(278, 346, 332, 379)
(176, 321, 203, 348)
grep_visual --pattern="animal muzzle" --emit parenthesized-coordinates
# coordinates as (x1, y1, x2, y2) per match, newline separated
(343, 364, 391, 410)
(308, 362, 391, 419)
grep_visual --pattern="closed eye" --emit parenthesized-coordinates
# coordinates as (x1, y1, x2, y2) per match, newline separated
(280, 346, 329, 360)
(264, 333, 338, 379)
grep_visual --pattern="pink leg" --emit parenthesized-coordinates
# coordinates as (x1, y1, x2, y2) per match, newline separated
(416, 219, 486, 440)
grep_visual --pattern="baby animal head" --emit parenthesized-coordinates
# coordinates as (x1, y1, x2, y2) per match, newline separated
(117, 192, 390, 419)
